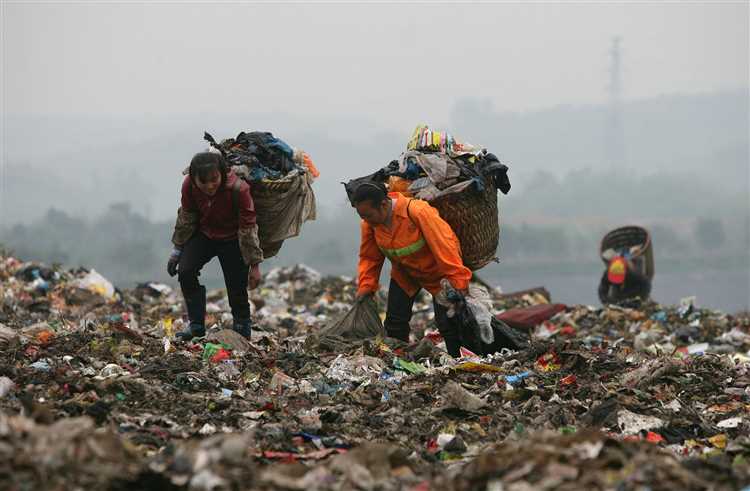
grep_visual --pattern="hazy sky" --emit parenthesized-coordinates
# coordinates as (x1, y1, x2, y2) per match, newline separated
(3, 2, 748, 132)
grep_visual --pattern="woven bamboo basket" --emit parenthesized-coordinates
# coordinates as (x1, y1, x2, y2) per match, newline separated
(252, 170, 315, 258)
(254, 176, 295, 194)
(431, 183, 499, 271)
(600, 225, 654, 280)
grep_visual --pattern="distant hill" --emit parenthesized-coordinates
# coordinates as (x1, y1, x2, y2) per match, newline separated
(450, 89, 748, 188)
(2, 89, 747, 227)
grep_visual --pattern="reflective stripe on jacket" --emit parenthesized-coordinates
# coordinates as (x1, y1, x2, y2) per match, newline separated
(357, 192, 472, 297)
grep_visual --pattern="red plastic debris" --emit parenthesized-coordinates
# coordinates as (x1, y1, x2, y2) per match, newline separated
(535, 351, 561, 371)
(210, 348, 231, 363)
(262, 451, 298, 462)
(560, 374, 577, 386)
(646, 432, 665, 443)
(36, 330, 55, 346)
(261, 401, 276, 411)
(424, 331, 444, 345)
(260, 448, 344, 461)
(496, 303, 567, 329)
(24, 345, 41, 360)
(459, 346, 478, 358)
(425, 438, 440, 454)
(559, 325, 576, 337)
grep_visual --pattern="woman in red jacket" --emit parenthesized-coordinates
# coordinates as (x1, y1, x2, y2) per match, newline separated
(168, 152, 264, 341)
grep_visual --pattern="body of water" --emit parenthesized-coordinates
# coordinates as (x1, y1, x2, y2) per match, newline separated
(483, 267, 749, 314)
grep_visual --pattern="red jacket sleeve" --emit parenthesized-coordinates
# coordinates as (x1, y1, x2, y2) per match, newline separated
(172, 176, 199, 247)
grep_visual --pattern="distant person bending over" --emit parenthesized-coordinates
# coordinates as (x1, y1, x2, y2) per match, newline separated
(598, 253, 651, 305)
(352, 182, 472, 357)
(167, 151, 264, 341)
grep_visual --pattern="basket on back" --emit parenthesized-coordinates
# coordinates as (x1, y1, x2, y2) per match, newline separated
(252, 170, 316, 258)
(600, 225, 655, 280)
(201, 130, 318, 259)
(344, 125, 510, 272)
(431, 183, 499, 271)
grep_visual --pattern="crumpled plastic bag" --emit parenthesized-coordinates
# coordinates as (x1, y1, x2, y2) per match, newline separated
(464, 285, 494, 344)
(457, 313, 530, 355)
(617, 409, 664, 435)
(318, 295, 384, 341)
(443, 381, 486, 412)
(72, 269, 115, 300)
(435, 281, 529, 354)
(325, 354, 385, 383)
(0, 324, 20, 350)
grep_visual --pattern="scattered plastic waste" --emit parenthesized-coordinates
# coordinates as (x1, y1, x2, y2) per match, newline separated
(0, 253, 748, 489)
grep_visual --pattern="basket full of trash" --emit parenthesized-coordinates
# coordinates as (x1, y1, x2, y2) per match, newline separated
(429, 177, 500, 271)
(600, 225, 655, 280)
(200, 131, 319, 259)
(345, 124, 510, 271)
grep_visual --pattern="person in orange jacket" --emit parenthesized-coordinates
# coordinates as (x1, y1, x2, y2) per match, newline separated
(353, 182, 472, 357)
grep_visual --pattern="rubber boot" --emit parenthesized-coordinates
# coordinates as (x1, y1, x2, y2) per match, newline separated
(176, 286, 206, 341)
(232, 318, 253, 339)
(444, 338, 462, 358)
(184, 285, 206, 326)
(175, 322, 206, 342)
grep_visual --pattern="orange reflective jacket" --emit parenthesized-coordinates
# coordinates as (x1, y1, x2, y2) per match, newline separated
(357, 192, 472, 297)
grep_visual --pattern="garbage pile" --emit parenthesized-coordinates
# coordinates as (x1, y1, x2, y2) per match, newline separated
(1, 253, 749, 490)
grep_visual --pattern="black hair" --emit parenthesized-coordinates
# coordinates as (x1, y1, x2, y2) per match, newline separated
(351, 181, 388, 207)
(189, 152, 228, 184)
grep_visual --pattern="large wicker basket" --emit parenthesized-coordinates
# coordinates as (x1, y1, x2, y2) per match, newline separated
(431, 183, 499, 271)
(253, 176, 295, 194)
(600, 225, 654, 280)
(252, 170, 316, 259)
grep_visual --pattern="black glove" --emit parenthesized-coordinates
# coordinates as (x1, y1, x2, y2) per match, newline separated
(167, 247, 182, 277)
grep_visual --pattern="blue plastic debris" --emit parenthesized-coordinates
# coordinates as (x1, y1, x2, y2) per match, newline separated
(505, 371, 532, 386)
(30, 361, 52, 372)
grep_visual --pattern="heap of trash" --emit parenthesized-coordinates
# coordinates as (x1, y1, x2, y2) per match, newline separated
(1, 253, 749, 490)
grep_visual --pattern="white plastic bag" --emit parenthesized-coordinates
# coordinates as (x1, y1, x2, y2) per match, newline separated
(73, 269, 115, 300)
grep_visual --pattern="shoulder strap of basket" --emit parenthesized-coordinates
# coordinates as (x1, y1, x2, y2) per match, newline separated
(406, 199, 414, 223)
(231, 179, 241, 217)
(188, 179, 201, 218)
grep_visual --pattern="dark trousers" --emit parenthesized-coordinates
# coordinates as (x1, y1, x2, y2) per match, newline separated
(178, 232, 250, 324)
(384, 279, 462, 357)
(597, 270, 652, 304)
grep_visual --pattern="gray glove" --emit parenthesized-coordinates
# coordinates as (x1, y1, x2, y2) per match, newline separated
(167, 247, 182, 277)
